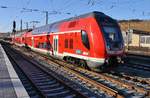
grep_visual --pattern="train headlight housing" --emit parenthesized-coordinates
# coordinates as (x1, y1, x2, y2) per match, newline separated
(107, 46, 110, 50)
(106, 44, 111, 50)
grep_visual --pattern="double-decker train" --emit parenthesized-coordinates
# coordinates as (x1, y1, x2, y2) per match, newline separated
(12, 11, 124, 71)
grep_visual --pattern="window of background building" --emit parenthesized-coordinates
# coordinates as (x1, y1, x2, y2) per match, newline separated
(146, 37, 150, 44)
(140, 36, 145, 43)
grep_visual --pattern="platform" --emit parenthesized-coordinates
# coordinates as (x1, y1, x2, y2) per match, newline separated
(0, 44, 29, 98)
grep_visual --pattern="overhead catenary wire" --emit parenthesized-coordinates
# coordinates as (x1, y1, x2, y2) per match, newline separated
(1, 0, 150, 32)
(0, 0, 32, 32)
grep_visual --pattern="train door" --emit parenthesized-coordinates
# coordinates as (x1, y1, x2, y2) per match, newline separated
(53, 35, 58, 56)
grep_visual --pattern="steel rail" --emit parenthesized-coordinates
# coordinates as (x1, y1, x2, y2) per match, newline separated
(2, 44, 90, 98)
(9, 43, 150, 97)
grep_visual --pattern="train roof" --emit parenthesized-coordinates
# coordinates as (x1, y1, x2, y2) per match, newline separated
(52, 11, 105, 23)
(32, 11, 107, 35)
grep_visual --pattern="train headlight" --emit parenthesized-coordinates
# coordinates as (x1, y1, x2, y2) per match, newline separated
(106, 44, 110, 50)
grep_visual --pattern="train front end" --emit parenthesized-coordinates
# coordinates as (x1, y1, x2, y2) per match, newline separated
(96, 13, 124, 66)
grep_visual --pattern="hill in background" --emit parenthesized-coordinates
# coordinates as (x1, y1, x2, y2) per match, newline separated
(119, 20, 150, 32)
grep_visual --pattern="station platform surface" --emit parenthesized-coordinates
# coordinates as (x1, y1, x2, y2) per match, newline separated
(0, 44, 29, 98)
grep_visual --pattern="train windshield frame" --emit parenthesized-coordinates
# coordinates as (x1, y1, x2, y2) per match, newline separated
(95, 15, 123, 50)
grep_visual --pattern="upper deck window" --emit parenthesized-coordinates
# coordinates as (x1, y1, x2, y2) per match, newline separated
(68, 21, 77, 28)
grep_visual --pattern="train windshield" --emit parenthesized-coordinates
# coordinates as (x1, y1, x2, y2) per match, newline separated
(96, 16, 123, 50)
(103, 26, 121, 42)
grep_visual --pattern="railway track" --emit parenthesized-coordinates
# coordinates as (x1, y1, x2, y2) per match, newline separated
(9, 43, 150, 98)
(2, 44, 98, 98)
(51, 60, 150, 97)
(124, 63, 150, 72)
(6, 50, 41, 98)
(125, 54, 150, 71)
(115, 63, 150, 88)
(45, 56, 149, 97)
(106, 71, 150, 93)
(127, 53, 150, 60)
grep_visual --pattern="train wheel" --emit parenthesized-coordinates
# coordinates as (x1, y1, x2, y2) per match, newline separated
(65, 57, 70, 62)
(65, 57, 75, 64)
(79, 60, 89, 69)
(108, 57, 118, 66)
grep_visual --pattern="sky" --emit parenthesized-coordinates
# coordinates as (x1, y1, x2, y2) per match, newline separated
(0, 0, 150, 32)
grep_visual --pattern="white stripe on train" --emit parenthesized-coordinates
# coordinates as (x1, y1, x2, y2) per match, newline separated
(30, 46, 105, 63)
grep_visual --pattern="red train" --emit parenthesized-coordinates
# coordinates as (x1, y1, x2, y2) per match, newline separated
(12, 11, 124, 71)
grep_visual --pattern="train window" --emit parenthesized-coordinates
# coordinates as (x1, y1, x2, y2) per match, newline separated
(68, 21, 77, 28)
(101, 18, 116, 26)
(38, 43, 43, 48)
(81, 30, 90, 49)
(96, 15, 123, 47)
(38, 43, 41, 48)
(103, 26, 120, 42)
(65, 39, 68, 48)
(22, 37, 24, 41)
(38, 43, 40, 48)
(41, 43, 44, 48)
(70, 39, 73, 49)
(43, 42, 47, 49)
(40, 43, 42, 48)
(47, 42, 51, 50)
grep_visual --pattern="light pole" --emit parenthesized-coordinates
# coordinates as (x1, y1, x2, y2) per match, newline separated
(46, 11, 48, 25)
(20, 19, 22, 31)
(21, 8, 49, 25)
(126, 31, 129, 51)
(1, 6, 71, 27)
(42, 11, 48, 25)
(127, 20, 130, 51)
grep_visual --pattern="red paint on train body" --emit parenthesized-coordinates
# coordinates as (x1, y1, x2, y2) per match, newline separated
(12, 11, 124, 71)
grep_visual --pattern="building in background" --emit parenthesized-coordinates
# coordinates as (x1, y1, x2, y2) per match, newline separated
(119, 20, 150, 51)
